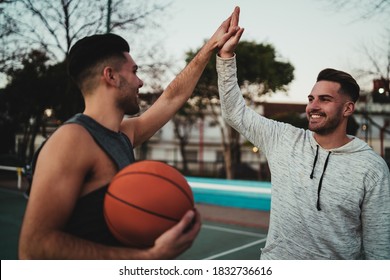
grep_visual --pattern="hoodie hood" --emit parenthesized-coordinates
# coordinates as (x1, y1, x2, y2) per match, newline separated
(309, 132, 372, 155)
(308, 133, 372, 210)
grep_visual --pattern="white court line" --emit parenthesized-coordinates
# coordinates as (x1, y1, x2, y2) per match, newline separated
(202, 224, 265, 238)
(201, 223, 267, 260)
(203, 238, 267, 260)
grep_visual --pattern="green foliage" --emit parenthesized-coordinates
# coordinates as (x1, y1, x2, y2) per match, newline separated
(235, 42, 294, 93)
(186, 40, 295, 100)
(5, 50, 55, 123)
(4, 50, 81, 124)
(1, 49, 83, 161)
(184, 40, 295, 179)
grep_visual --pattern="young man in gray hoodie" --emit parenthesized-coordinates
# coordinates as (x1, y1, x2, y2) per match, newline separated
(216, 8, 390, 259)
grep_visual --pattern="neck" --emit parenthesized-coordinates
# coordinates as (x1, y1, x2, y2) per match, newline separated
(83, 91, 124, 132)
(313, 132, 352, 149)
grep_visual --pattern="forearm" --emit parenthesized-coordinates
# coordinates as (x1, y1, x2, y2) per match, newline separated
(19, 230, 156, 260)
(216, 55, 283, 153)
(132, 41, 218, 147)
(216, 55, 247, 130)
(164, 42, 215, 104)
(19, 211, 199, 260)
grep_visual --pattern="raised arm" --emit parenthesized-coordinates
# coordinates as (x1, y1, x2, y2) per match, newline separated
(121, 7, 242, 148)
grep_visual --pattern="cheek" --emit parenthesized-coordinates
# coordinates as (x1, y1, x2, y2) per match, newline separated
(305, 104, 311, 114)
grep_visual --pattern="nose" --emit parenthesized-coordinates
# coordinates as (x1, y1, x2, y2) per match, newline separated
(138, 78, 144, 88)
(308, 99, 320, 110)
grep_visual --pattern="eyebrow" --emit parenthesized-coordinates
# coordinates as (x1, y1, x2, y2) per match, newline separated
(307, 94, 335, 99)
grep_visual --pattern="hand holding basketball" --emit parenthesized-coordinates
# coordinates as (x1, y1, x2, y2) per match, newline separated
(104, 160, 196, 248)
(150, 209, 201, 259)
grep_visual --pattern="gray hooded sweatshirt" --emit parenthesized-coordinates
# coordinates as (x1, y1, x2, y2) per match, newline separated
(217, 55, 390, 259)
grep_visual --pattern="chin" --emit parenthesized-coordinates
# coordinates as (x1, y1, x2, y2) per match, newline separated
(125, 107, 140, 116)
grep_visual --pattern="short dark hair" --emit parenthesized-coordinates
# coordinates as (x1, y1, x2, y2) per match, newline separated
(317, 68, 360, 103)
(67, 33, 130, 89)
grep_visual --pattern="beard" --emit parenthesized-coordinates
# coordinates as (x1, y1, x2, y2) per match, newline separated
(117, 75, 140, 116)
(307, 110, 343, 135)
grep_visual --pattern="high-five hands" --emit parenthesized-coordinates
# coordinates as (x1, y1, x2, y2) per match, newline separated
(218, 6, 245, 58)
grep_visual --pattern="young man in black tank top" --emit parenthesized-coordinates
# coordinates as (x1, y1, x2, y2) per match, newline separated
(19, 7, 242, 259)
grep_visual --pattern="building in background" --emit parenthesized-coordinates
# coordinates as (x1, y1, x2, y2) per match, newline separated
(355, 78, 390, 166)
(11, 79, 390, 179)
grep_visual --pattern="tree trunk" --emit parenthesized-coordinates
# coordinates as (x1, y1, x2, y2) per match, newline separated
(219, 123, 233, 179)
(27, 114, 42, 163)
(229, 127, 241, 178)
(173, 120, 189, 175)
(178, 139, 189, 175)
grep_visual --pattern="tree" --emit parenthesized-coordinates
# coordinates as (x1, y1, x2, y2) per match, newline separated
(0, 0, 172, 63)
(323, 0, 390, 22)
(0, 0, 173, 113)
(0, 0, 172, 162)
(172, 102, 199, 175)
(322, 0, 390, 89)
(185, 41, 294, 179)
(2, 50, 65, 162)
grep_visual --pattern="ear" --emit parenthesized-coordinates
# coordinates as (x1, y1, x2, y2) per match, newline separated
(343, 101, 355, 117)
(102, 66, 120, 87)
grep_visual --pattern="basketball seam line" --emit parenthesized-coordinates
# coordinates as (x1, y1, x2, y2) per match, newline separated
(111, 171, 194, 205)
(106, 191, 181, 222)
(103, 208, 149, 247)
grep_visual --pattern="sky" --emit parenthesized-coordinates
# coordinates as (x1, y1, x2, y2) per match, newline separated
(143, 0, 384, 104)
(0, 0, 384, 105)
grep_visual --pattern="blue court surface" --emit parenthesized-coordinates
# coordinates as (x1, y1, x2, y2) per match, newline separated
(187, 176, 271, 211)
(0, 175, 270, 260)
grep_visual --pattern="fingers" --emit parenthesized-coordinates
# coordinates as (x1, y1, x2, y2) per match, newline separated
(151, 209, 201, 259)
(220, 14, 233, 31)
(170, 209, 201, 248)
(230, 6, 240, 29)
(217, 27, 244, 50)
(178, 210, 196, 232)
(220, 6, 240, 33)
(217, 7, 243, 50)
(234, 27, 245, 42)
(185, 209, 201, 237)
(179, 209, 201, 234)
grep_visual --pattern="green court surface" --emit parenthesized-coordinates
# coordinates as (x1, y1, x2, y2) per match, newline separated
(179, 222, 266, 260)
(0, 186, 268, 260)
(0, 188, 27, 260)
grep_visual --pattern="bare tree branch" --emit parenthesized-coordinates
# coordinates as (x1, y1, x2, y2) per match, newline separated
(322, 0, 390, 22)
(0, 0, 173, 88)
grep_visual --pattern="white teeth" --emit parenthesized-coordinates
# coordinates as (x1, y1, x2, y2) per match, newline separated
(311, 114, 321, 119)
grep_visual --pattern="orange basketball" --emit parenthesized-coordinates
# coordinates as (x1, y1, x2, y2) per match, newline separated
(103, 160, 194, 248)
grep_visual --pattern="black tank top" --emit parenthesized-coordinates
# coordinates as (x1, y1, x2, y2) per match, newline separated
(31, 113, 135, 246)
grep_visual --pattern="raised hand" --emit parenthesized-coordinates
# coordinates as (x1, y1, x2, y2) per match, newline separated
(203, 6, 242, 53)
(218, 7, 244, 58)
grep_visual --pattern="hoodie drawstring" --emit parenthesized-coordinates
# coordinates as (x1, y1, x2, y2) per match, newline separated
(310, 145, 319, 179)
(316, 151, 331, 211)
(310, 145, 331, 211)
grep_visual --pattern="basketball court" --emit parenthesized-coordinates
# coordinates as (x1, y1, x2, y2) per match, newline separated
(0, 174, 269, 260)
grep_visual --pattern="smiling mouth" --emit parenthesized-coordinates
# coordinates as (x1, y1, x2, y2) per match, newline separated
(309, 112, 326, 121)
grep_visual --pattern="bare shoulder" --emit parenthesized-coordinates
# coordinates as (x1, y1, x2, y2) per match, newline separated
(34, 123, 118, 196)
(36, 124, 97, 177)
(45, 123, 97, 153)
